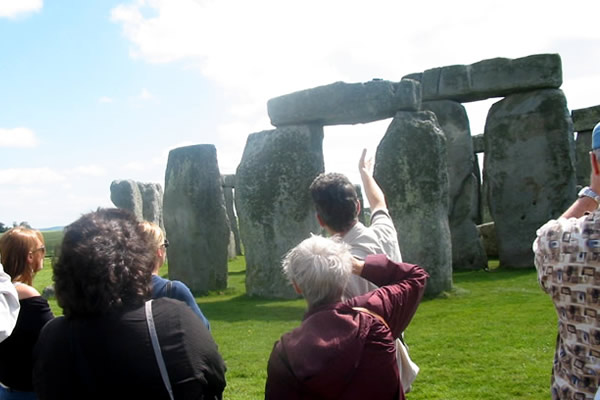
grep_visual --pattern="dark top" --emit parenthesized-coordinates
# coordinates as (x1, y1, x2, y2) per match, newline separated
(33, 298, 226, 400)
(0, 296, 53, 391)
(151, 274, 211, 330)
(265, 255, 429, 400)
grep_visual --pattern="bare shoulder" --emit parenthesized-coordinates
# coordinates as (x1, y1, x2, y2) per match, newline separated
(15, 283, 41, 300)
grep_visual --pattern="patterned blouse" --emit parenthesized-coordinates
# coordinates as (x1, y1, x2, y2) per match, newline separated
(534, 212, 600, 400)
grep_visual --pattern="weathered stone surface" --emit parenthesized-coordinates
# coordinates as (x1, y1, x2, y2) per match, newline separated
(163, 145, 230, 294)
(42, 285, 55, 300)
(472, 156, 483, 225)
(222, 174, 236, 188)
(422, 54, 562, 103)
(236, 125, 324, 298)
(222, 184, 242, 256)
(138, 182, 163, 229)
(110, 180, 143, 220)
(575, 130, 592, 187)
(477, 222, 498, 258)
(472, 134, 485, 153)
(572, 105, 600, 132)
(267, 79, 421, 127)
(423, 100, 486, 269)
(449, 174, 487, 268)
(374, 111, 452, 296)
(484, 89, 575, 268)
(227, 231, 236, 260)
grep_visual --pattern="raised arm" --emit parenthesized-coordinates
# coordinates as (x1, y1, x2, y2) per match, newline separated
(348, 254, 429, 338)
(359, 149, 387, 212)
(561, 151, 600, 219)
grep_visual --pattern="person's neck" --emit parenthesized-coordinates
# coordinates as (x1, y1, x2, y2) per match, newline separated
(330, 219, 358, 237)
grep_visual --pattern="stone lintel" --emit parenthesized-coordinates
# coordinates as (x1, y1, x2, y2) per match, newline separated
(267, 79, 421, 127)
(572, 105, 600, 132)
(421, 53, 562, 103)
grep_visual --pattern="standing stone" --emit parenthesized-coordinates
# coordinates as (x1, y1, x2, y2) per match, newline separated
(575, 130, 592, 187)
(374, 111, 452, 296)
(477, 222, 498, 259)
(163, 145, 230, 294)
(138, 182, 164, 229)
(472, 134, 485, 154)
(422, 100, 487, 269)
(472, 155, 483, 225)
(484, 89, 576, 268)
(236, 125, 324, 298)
(110, 180, 143, 220)
(222, 174, 242, 256)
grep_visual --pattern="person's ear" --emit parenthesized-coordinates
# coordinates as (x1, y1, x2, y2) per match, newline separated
(355, 199, 361, 217)
(292, 280, 302, 294)
(316, 213, 326, 227)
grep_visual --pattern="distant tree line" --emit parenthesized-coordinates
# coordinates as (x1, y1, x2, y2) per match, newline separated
(0, 221, 32, 233)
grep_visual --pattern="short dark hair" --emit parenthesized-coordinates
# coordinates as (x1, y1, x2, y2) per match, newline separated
(309, 173, 359, 233)
(54, 208, 154, 318)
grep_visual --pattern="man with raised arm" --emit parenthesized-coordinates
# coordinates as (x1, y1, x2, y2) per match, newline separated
(533, 121, 600, 399)
(309, 149, 402, 298)
(309, 149, 419, 392)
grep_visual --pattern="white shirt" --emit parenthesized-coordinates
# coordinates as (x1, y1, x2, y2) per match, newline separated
(0, 262, 19, 343)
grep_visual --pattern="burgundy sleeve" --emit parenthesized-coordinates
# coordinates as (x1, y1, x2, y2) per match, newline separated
(265, 342, 302, 400)
(347, 254, 429, 338)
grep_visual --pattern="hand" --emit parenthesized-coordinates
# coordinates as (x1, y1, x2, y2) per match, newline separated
(359, 148, 374, 177)
(351, 257, 365, 275)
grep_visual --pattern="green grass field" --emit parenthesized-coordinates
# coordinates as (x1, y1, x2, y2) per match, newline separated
(37, 230, 556, 399)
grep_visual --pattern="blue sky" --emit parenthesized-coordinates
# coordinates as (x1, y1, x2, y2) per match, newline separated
(1, 0, 599, 229)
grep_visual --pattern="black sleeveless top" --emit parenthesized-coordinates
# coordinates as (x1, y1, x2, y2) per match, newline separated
(0, 296, 53, 390)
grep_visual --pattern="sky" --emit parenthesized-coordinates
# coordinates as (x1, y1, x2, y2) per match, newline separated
(1, 0, 599, 229)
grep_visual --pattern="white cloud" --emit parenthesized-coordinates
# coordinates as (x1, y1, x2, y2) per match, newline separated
(111, 0, 600, 121)
(0, 167, 65, 185)
(98, 96, 114, 103)
(68, 165, 107, 177)
(123, 161, 145, 171)
(138, 88, 155, 101)
(111, 0, 600, 187)
(0, 0, 42, 18)
(0, 127, 39, 147)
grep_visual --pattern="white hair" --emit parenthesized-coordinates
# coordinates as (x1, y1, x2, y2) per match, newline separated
(282, 235, 353, 307)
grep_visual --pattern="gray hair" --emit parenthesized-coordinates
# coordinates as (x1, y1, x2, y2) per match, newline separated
(282, 235, 353, 307)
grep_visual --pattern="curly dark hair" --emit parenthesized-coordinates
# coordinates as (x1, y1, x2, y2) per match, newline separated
(54, 208, 154, 318)
(309, 172, 359, 233)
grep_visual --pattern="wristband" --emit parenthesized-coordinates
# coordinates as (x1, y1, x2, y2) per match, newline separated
(578, 186, 600, 205)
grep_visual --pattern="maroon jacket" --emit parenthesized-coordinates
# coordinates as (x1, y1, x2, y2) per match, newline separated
(265, 254, 429, 400)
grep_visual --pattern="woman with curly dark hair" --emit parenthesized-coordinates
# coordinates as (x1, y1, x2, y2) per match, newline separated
(32, 208, 226, 400)
(0, 227, 53, 400)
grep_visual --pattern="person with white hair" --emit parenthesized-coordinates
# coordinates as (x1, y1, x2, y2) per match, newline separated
(0, 262, 19, 343)
(265, 235, 428, 400)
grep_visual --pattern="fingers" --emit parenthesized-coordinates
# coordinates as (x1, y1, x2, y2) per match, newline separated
(359, 148, 367, 168)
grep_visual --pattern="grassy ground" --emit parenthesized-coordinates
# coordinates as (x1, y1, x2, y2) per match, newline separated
(36, 245, 556, 399)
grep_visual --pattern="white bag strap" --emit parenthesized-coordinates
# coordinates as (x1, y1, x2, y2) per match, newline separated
(145, 300, 174, 400)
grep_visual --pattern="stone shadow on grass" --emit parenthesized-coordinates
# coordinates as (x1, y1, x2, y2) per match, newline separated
(197, 295, 306, 323)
